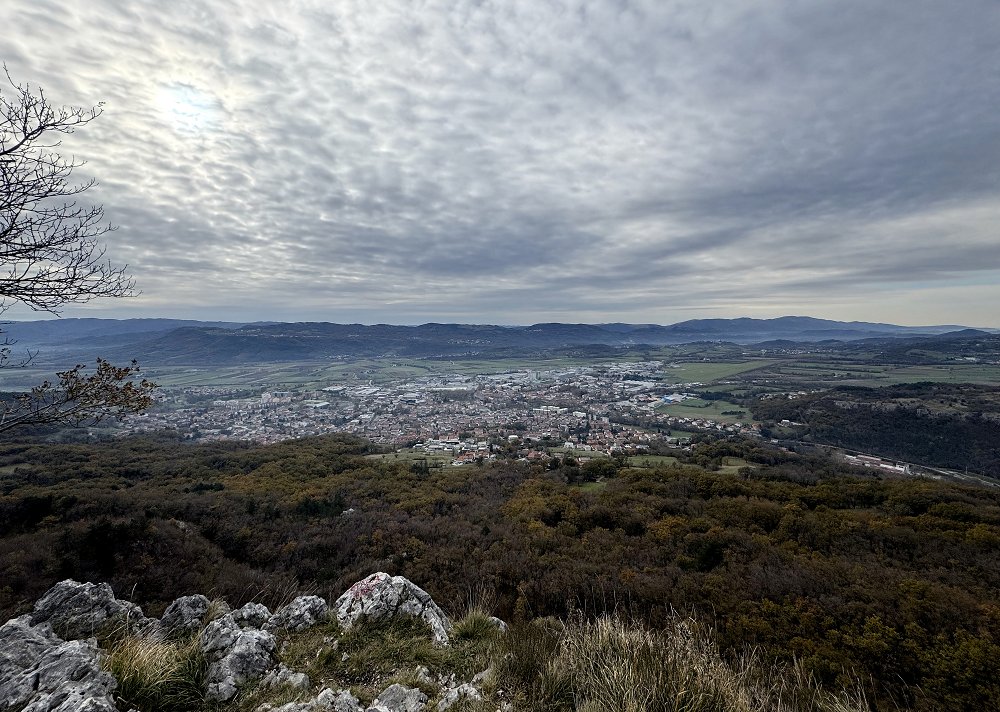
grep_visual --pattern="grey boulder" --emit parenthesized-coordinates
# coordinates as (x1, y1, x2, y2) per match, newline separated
(330, 689, 366, 712)
(367, 683, 427, 712)
(30, 579, 154, 640)
(160, 594, 211, 634)
(201, 613, 277, 701)
(262, 662, 311, 691)
(335, 573, 451, 645)
(0, 615, 117, 712)
(266, 595, 329, 632)
(233, 601, 271, 628)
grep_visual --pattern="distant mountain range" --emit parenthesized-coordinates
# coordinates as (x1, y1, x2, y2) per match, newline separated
(1, 316, 995, 366)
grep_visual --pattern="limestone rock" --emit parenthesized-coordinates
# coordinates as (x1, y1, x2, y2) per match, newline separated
(201, 613, 277, 701)
(335, 573, 451, 645)
(267, 595, 329, 632)
(0, 615, 117, 712)
(414, 665, 435, 687)
(329, 688, 366, 712)
(263, 663, 311, 691)
(233, 601, 271, 628)
(367, 683, 427, 712)
(256, 687, 362, 712)
(160, 594, 211, 635)
(30, 579, 154, 640)
(436, 684, 482, 711)
(487, 616, 508, 633)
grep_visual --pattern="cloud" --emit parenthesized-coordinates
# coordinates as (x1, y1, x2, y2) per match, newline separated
(1, 0, 998, 326)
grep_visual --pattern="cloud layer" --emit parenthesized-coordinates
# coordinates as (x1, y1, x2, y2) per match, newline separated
(3, 0, 999, 325)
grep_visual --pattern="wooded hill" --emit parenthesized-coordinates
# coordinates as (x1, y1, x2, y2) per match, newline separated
(1, 434, 999, 710)
(4, 317, 989, 366)
(752, 383, 1000, 476)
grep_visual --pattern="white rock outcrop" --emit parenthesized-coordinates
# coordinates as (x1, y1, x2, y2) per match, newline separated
(0, 615, 117, 712)
(266, 595, 329, 632)
(233, 601, 272, 628)
(437, 683, 482, 711)
(201, 612, 278, 701)
(367, 683, 427, 712)
(334, 573, 451, 645)
(30, 579, 155, 640)
(262, 662, 311, 691)
(160, 594, 211, 635)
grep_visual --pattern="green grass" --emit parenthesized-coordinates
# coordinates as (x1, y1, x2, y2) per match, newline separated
(717, 457, 750, 475)
(656, 399, 754, 424)
(660, 360, 773, 384)
(744, 359, 1000, 389)
(365, 449, 456, 467)
(278, 614, 498, 706)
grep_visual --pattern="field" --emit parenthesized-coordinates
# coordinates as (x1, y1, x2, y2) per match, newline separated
(659, 360, 773, 384)
(746, 360, 1000, 389)
(365, 449, 456, 467)
(656, 398, 754, 423)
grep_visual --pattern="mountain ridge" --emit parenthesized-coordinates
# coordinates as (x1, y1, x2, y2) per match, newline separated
(3, 316, 995, 366)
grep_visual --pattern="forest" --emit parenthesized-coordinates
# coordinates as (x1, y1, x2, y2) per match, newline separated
(751, 382, 1000, 476)
(1, 433, 999, 711)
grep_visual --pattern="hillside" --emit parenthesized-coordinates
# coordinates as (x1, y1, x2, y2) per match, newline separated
(752, 383, 1000, 476)
(1, 434, 998, 710)
(4, 317, 992, 367)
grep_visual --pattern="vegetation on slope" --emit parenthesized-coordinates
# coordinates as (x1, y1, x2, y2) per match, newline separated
(101, 608, 867, 712)
(752, 382, 1000, 475)
(1, 434, 999, 710)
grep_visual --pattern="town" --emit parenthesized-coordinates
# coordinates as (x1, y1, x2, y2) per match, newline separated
(120, 360, 761, 462)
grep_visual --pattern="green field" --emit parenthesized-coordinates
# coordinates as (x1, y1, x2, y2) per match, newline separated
(756, 360, 1000, 388)
(136, 353, 667, 390)
(718, 456, 751, 475)
(659, 360, 773, 384)
(656, 398, 755, 423)
(365, 449, 457, 467)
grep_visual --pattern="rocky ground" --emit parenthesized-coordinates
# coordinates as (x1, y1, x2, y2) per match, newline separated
(0, 573, 504, 712)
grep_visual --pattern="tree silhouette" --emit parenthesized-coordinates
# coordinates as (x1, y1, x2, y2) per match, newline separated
(0, 66, 154, 430)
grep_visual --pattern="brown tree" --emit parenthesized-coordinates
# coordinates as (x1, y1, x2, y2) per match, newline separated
(0, 66, 155, 430)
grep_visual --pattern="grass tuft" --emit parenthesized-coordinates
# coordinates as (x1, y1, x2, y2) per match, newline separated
(103, 632, 206, 712)
(451, 611, 503, 643)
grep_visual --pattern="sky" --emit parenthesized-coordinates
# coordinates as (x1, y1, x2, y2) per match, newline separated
(2, 0, 999, 327)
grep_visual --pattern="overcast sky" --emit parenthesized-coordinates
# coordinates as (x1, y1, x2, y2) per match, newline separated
(3, 0, 999, 326)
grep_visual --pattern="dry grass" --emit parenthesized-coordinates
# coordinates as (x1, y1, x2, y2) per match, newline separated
(491, 614, 869, 712)
(103, 632, 206, 712)
(99, 606, 866, 712)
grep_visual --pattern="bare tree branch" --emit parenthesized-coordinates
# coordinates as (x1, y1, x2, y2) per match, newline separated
(0, 66, 155, 432)
(1, 64, 134, 314)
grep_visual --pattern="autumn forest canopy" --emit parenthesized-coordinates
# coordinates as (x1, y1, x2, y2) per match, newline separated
(1, 433, 999, 711)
